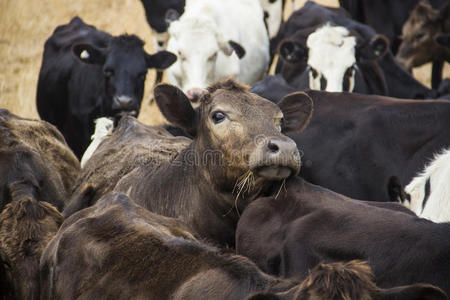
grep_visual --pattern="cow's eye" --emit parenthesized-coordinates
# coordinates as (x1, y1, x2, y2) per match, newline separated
(208, 52, 217, 61)
(211, 111, 226, 124)
(104, 69, 114, 78)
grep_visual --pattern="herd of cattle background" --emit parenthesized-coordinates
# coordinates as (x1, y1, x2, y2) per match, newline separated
(1, 0, 450, 299)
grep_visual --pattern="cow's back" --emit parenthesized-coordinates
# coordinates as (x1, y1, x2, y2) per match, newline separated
(290, 91, 450, 202)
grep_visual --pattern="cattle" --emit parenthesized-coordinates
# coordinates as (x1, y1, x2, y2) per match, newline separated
(138, 0, 185, 83)
(41, 192, 444, 300)
(36, 16, 177, 158)
(339, 0, 448, 89)
(166, 0, 270, 98)
(274, 2, 438, 99)
(390, 148, 450, 223)
(260, 0, 285, 40)
(66, 116, 190, 217)
(396, 0, 450, 89)
(112, 80, 309, 246)
(236, 176, 450, 297)
(0, 184, 63, 300)
(247, 90, 450, 202)
(0, 109, 80, 212)
(0, 248, 18, 300)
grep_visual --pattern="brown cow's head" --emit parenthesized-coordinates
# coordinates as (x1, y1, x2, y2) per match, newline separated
(397, 0, 450, 70)
(154, 79, 312, 197)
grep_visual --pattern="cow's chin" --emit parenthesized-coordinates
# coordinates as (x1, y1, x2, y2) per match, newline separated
(113, 110, 138, 121)
(253, 166, 293, 181)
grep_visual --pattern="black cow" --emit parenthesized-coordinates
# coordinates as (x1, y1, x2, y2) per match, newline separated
(36, 16, 176, 158)
(339, 0, 448, 89)
(236, 176, 450, 298)
(291, 91, 450, 202)
(274, 2, 438, 99)
(139, 0, 185, 83)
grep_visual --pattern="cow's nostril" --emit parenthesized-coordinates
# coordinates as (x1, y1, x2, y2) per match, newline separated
(267, 142, 279, 153)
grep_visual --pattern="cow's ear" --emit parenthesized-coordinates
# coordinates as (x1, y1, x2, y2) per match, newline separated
(154, 84, 197, 136)
(375, 283, 447, 300)
(165, 8, 181, 25)
(436, 33, 450, 48)
(72, 43, 107, 65)
(278, 92, 313, 133)
(357, 34, 389, 61)
(278, 40, 307, 63)
(62, 185, 96, 218)
(228, 40, 246, 59)
(146, 51, 177, 70)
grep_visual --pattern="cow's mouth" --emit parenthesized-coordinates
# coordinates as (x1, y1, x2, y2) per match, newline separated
(253, 165, 293, 180)
(113, 110, 137, 120)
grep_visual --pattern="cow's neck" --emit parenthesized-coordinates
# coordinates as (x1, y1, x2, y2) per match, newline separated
(143, 143, 272, 246)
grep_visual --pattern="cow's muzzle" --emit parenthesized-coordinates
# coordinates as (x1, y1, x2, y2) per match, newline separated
(249, 137, 301, 180)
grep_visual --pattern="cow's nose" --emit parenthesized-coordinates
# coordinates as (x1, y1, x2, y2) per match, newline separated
(113, 95, 133, 109)
(266, 138, 297, 157)
(186, 88, 207, 102)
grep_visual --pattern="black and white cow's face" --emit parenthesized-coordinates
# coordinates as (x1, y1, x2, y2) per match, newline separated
(72, 35, 176, 118)
(279, 24, 388, 93)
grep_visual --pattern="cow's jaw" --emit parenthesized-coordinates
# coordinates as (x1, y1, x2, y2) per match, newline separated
(307, 24, 357, 92)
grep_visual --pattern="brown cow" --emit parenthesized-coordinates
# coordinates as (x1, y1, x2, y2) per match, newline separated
(114, 79, 311, 246)
(66, 116, 190, 217)
(0, 180, 63, 300)
(0, 109, 80, 212)
(396, 0, 450, 88)
(40, 192, 441, 300)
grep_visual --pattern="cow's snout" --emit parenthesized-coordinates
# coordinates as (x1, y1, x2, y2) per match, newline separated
(113, 95, 134, 110)
(250, 137, 301, 180)
(186, 88, 207, 102)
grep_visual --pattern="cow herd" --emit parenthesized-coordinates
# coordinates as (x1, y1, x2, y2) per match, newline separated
(1, 0, 450, 299)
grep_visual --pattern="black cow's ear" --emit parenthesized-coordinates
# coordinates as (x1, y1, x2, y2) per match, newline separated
(436, 33, 450, 48)
(229, 40, 246, 59)
(154, 84, 197, 136)
(375, 283, 447, 300)
(278, 40, 307, 63)
(278, 92, 313, 133)
(357, 34, 389, 61)
(72, 43, 107, 65)
(146, 51, 177, 70)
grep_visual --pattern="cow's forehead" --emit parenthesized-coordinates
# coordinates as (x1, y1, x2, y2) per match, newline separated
(205, 89, 282, 118)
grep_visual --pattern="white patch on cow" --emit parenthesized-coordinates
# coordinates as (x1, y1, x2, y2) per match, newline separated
(404, 148, 450, 222)
(80, 50, 90, 59)
(80, 117, 114, 168)
(306, 24, 357, 92)
(166, 0, 269, 93)
(259, 0, 283, 38)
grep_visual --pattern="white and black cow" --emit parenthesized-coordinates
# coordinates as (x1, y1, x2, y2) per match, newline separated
(166, 0, 270, 99)
(36, 17, 176, 158)
(274, 2, 439, 99)
(393, 149, 450, 223)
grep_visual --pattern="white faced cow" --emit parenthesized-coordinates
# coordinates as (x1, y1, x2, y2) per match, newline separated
(259, 0, 284, 39)
(166, 0, 270, 99)
(401, 149, 450, 223)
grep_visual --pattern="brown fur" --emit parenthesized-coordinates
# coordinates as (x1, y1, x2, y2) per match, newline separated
(67, 116, 190, 215)
(40, 192, 301, 300)
(397, 0, 450, 70)
(0, 195, 63, 300)
(0, 109, 79, 195)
